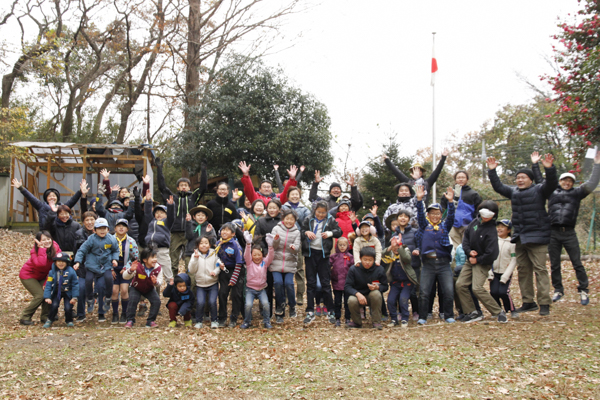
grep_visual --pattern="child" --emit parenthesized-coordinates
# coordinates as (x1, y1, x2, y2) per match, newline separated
(19, 231, 60, 325)
(74, 211, 97, 322)
(144, 191, 175, 280)
(111, 219, 139, 324)
(456, 201, 504, 323)
(353, 221, 382, 266)
(362, 205, 385, 246)
(95, 195, 135, 234)
(382, 183, 418, 230)
(382, 236, 416, 327)
(73, 218, 119, 322)
(488, 219, 517, 317)
(184, 205, 216, 270)
(271, 209, 302, 323)
(453, 244, 482, 321)
(240, 199, 265, 235)
(255, 199, 283, 316)
(163, 273, 195, 328)
(43, 253, 79, 328)
(241, 231, 275, 329)
(344, 247, 389, 329)
(301, 200, 342, 324)
(216, 222, 245, 328)
(123, 247, 163, 328)
(188, 235, 221, 329)
(333, 199, 358, 244)
(329, 237, 354, 326)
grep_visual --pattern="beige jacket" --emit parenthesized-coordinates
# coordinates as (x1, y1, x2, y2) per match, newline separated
(353, 235, 382, 265)
(488, 236, 517, 283)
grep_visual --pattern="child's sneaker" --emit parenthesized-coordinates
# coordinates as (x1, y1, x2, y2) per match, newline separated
(210, 321, 218, 329)
(145, 321, 159, 328)
(303, 312, 315, 324)
(580, 291, 590, 306)
(98, 314, 106, 323)
(400, 320, 409, 328)
(346, 321, 361, 329)
(76, 316, 86, 323)
(328, 312, 336, 324)
(417, 319, 427, 325)
(66, 322, 74, 327)
(335, 319, 341, 327)
(276, 315, 284, 324)
(240, 322, 250, 329)
(111, 314, 119, 324)
(445, 318, 456, 324)
(42, 320, 52, 329)
(184, 320, 192, 328)
(322, 307, 328, 315)
(119, 313, 127, 324)
(125, 321, 134, 328)
(264, 322, 273, 329)
(228, 320, 237, 328)
(552, 292, 564, 302)
(194, 322, 203, 329)
(315, 306, 322, 316)
(168, 321, 177, 328)
(412, 312, 419, 321)
(387, 320, 399, 327)
(497, 311, 508, 323)
(103, 297, 111, 313)
(427, 313, 433, 320)
(289, 307, 297, 318)
(86, 299, 94, 313)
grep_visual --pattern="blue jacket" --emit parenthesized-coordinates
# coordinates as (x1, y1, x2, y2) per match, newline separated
(415, 200, 455, 259)
(217, 239, 244, 268)
(43, 264, 80, 299)
(74, 233, 120, 274)
(144, 200, 175, 248)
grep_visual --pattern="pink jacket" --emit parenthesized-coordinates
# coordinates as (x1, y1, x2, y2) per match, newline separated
(244, 243, 274, 291)
(19, 242, 61, 281)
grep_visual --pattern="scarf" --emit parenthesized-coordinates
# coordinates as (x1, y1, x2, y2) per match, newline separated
(312, 217, 325, 235)
(193, 221, 207, 236)
(287, 201, 299, 209)
(426, 216, 441, 231)
(396, 196, 411, 204)
(116, 235, 127, 257)
(214, 237, 233, 256)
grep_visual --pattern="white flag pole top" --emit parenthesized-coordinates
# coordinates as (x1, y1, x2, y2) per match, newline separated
(431, 34, 438, 87)
(431, 32, 437, 203)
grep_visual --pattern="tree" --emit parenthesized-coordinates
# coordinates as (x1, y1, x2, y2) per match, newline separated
(173, 56, 334, 183)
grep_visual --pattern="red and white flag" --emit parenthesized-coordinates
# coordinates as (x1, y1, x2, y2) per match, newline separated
(431, 44, 438, 86)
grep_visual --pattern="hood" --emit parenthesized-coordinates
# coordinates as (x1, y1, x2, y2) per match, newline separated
(107, 200, 124, 212)
(177, 272, 192, 288)
(43, 188, 61, 204)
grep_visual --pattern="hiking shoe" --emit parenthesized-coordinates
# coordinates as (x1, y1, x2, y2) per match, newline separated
(497, 311, 508, 323)
(42, 320, 52, 328)
(184, 320, 192, 327)
(373, 323, 383, 330)
(86, 299, 94, 314)
(427, 313, 433, 320)
(462, 311, 482, 323)
(400, 320, 409, 328)
(19, 319, 33, 326)
(457, 313, 466, 321)
(276, 315, 284, 324)
(264, 322, 273, 329)
(194, 322, 203, 329)
(510, 311, 519, 319)
(218, 320, 227, 328)
(145, 321, 159, 328)
(303, 312, 315, 324)
(552, 292, 564, 303)
(97, 314, 106, 323)
(228, 320, 237, 328)
(125, 321, 134, 328)
(137, 303, 147, 317)
(335, 319, 341, 327)
(119, 313, 127, 324)
(539, 305, 550, 316)
(445, 318, 456, 323)
(210, 321, 218, 329)
(346, 321, 361, 329)
(315, 306, 322, 316)
(112, 314, 119, 324)
(439, 313, 445, 320)
(388, 320, 399, 327)
(66, 322, 74, 327)
(412, 312, 419, 321)
(417, 319, 427, 325)
(240, 323, 250, 329)
(580, 291, 590, 306)
(289, 307, 297, 318)
(168, 321, 177, 328)
(328, 312, 336, 324)
(103, 297, 111, 313)
(514, 302, 539, 313)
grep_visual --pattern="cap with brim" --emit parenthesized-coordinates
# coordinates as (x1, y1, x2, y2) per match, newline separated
(94, 218, 109, 228)
(559, 172, 576, 182)
(153, 205, 167, 216)
(337, 198, 351, 208)
(53, 252, 72, 264)
(115, 218, 129, 228)
(358, 220, 372, 229)
(409, 163, 426, 174)
(385, 213, 399, 230)
(426, 203, 443, 212)
(497, 219, 512, 229)
(189, 205, 213, 221)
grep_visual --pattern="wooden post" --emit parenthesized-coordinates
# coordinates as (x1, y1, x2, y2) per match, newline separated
(82, 147, 87, 180)
(47, 156, 51, 190)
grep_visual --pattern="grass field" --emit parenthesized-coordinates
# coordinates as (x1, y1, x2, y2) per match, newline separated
(1, 229, 599, 399)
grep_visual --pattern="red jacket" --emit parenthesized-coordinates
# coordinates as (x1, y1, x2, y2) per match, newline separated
(127, 262, 162, 294)
(19, 242, 61, 281)
(241, 175, 297, 205)
(336, 211, 356, 240)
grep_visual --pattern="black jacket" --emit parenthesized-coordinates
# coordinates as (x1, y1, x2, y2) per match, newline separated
(206, 196, 241, 232)
(44, 216, 81, 254)
(344, 264, 389, 297)
(301, 213, 342, 257)
(309, 183, 364, 212)
(256, 214, 281, 253)
(74, 227, 93, 278)
(184, 220, 217, 257)
(144, 200, 175, 248)
(163, 273, 195, 307)
(385, 156, 446, 204)
(461, 217, 499, 266)
(488, 166, 558, 245)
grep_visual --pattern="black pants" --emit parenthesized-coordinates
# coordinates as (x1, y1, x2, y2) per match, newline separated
(549, 229, 589, 293)
(218, 267, 245, 322)
(305, 252, 334, 312)
(126, 287, 160, 324)
(490, 273, 515, 312)
(48, 293, 74, 323)
(333, 289, 350, 320)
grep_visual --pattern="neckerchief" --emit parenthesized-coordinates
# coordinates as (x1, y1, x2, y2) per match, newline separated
(287, 201, 299, 209)
(214, 237, 233, 255)
(426, 215, 441, 231)
(194, 222, 207, 235)
(312, 218, 325, 235)
(116, 235, 127, 257)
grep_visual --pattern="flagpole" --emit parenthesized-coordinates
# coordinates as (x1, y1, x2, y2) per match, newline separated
(432, 32, 437, 203)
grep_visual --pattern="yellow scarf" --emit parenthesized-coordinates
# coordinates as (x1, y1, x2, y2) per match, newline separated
(426, 216, 441, 231)
(214, 237, 233, 255)
(116, 235, 127, 257)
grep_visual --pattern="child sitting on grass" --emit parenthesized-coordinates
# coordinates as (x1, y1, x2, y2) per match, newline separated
(123, 247, 163, 328)
(241, 232, 275, 329)
(163, 273, 195, 328)
(43, 253, 79, 328)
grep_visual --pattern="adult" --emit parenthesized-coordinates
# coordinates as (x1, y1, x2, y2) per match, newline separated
(43, 205, 82, 254)
(19, 231, 61, 325)
(309, 171, 363, 211)
(12, 178, 86, 229)
(239, 161, 298, 205)
(274, 164, 304, 192)
(382, 149, 449, 204)
(441, 170, 482, 249)
(382, 183, 418, 230)
(487, 153, 558, 316)
(206, 182, 241, 232)
(531, 151, 600, 305)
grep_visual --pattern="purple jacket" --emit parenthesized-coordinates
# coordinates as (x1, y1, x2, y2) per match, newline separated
(330, 246, 354, 292)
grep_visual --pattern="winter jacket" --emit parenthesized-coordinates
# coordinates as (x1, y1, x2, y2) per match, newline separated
(73, 233, 119, 275)
(157, 162, 207, 232)
(490, 237, 517, 283)
(415, 200, 455, 258)
(43, 264, 79, 299)
(532, 163, 600, 228)
(461, 217, 499, 266)
(17, 187, 82, 229)
(241, 174, 297, 206)
(383, 197, 418, 229)
(123, 261, 163, 294)
(282, 202, 311, 230)
(384, 156, 447, 204)
(255, 214, 282, 254)
(382, 245, 418, 286)
(163, 273, 195, 307)
(335, 211, 357, 242)
(244, 242, 275, 291)
(301, 212, 342, 258)
(114, 234, 139, 272)
(144, 200, 175, 249)
(353, 235, 382, 266)
(188, 249, 221, 287)
(362, 212, 385, 244)
(207, 196, 241, 232)
(440, 185, 482, 228)
(309, 183, 363, 212)
(103, 180, 148, 241)
(330, 243, 354, 291)
(270, 222, 302, 274)
(454, 244, 467, 277)
(393, 225, 420, 268)
(19, 242, 62, 281)
(184, 220, 217, 257)
(95, 199, 135, 234)
(489, 166, 558, 245)
(74, 228, 93, 278)
(43, 216, 81, 253)
(216, 238, 244, 268)
(344, 263, 389, 297)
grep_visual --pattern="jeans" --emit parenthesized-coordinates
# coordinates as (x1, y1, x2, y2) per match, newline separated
(490, 273, 515, 312)
(244, 288, 270, 325)
(419, 257, 455, 319)
(388, 282, 413, 322)
(196, 284, 218, 322)
(549, 229, 589, 293)
(333, 289, 350, 320)
(85, 270, 113, 314)
(48, 293, 74, 323)
(272, 272, 296, 314)
(126, 287, 161, 324)
(305, 253, 334, 312)
(76, 277, 86, 318)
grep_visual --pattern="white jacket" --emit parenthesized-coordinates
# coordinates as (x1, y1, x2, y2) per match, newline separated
(489, 236, 517, 283)
(188, 249, 221, 288)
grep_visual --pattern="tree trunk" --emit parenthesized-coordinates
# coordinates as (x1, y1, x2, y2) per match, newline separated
(185, 0, 201, 130)
(61, 92, 77, 141)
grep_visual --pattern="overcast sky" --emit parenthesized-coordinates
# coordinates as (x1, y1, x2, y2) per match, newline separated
(264, 0, 581, 174)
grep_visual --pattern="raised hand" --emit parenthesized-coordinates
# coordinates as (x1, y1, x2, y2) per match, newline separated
(287, 165, 298, 180)
(194, 249, 200, 258)
(541, 153, 555, 169)
(346, 174, 356, 187)
(300, 165, 305, 172)
(111, 184, 120, 192)
(100, 169, 110, 180)
(97, 182, 106, 196)
(132, 186, 139, 198)
(231, 189, 240, 201)
(80, 180, 89, 196)
(167, 195, 174, 205)
(145, 190, 152, 201)
(486, 157, 498, 170)
(381, 153, 389, 162)
(595, 151, 600, 164)
(442, 148, 449, 157)
(314, 170, 323, 183)
(186, 213, 191, 221)
(238, 161, 251, 176)
(369, 205, 378, 216)
(444, 187, 455, 201)
(530, 151, 541, 164)
(11, 178, 22, 189)
(415, 185, 425, 201)
(273, 164, 279, 170)
(142, 175, 150, 185)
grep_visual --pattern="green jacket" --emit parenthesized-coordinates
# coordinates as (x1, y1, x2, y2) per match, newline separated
(382, 245, 419, 288)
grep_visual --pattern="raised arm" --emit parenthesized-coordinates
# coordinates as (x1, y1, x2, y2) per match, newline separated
(279, 165, 299, 204)
(383, 156, 410, 183)
(273, 165, 284, 192)
(531, 151, 545, 184)
(540, 154, 558, 199)
(426, 151, 448, 187)
(155, 158, 173, 200)
(166, 197, 175, 229)
(308, 170, 323, 203)
(239, 161, 258, 204)
(580, 154, 600, 198)
(12, 180, 45, 211)
(487, 157, 514, 199)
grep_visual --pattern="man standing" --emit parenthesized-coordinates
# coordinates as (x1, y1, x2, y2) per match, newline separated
(487, 153, 558, 316)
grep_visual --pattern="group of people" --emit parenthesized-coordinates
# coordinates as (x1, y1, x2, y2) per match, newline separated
(15, 149, 598, 329)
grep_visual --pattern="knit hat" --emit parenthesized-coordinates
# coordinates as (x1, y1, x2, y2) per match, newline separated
(559, 172, 576, 182)
(329, 182, 342, 193)
(189, 205, 213, 221)
(394, 183, 415, 196)
(107, 200, 124, 209)
(94, 218, 109, 228)
(337, 198, 351, 209)
(53, 252, 72, 264)
(115, 218, 129, 228)
(516, 169, 534, 181)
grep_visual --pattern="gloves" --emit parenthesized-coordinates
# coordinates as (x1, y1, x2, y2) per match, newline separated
(97, 183, 106, 196)
(265, 233, 275, 247)
(243, 231, 252, 243)
(133, 186, 140, 198)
